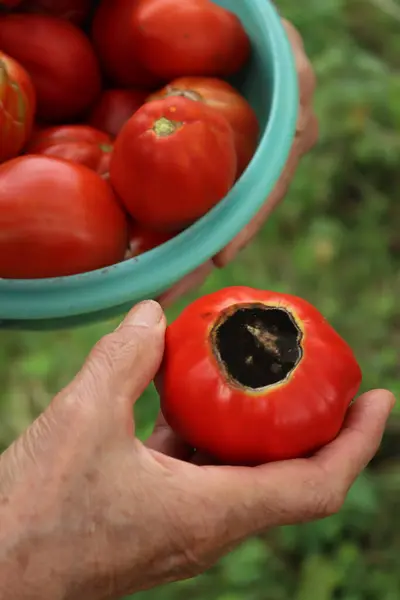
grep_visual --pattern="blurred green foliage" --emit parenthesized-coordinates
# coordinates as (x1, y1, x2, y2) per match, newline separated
(1, 0, 399, 598)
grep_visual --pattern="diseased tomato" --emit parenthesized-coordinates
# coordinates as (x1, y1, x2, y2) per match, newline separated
(27, 125, 113, 177)
(88, 89, 148, 138)
(0, 14, 101, 122)
(92, 0, 158, 88)
(110, 96, 237, 231)
(148, 77, 259, 178)
(18, 0, 92, 24)
(162, 287, 362, 465)
(0, 51, 36, 163)
(126, 220, 174, 259)
(0, 155, 128, 279)
(133, 0, 251, 81)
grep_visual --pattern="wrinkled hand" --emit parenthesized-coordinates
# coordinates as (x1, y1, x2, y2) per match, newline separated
(158, 20, 318, 307)
(0, 302, 394, 600)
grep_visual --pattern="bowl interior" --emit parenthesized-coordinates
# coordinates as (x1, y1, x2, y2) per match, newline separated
(0, 0, 298, 329)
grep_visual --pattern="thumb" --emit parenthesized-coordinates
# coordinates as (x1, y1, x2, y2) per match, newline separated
(55, 300, 166, 426)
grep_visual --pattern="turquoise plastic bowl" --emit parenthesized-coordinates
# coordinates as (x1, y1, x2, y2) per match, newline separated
(0, 0, 298, 330)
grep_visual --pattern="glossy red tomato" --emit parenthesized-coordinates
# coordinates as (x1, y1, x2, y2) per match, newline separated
(0, 51, 36, 162)
(0, 14, 101, 122)
(162, 287, 362, 465)
(133, 0, 251, 81)
(110, 96, 237, 231)
(88, 89, 148, 138)
(126, 220, 174, 258)
(18, 0, 92, 25)
(148, 77, 259, 178)
(0, 155, 128, 279)
(92, 0, 158, 88)
(27, 125, 113, 177)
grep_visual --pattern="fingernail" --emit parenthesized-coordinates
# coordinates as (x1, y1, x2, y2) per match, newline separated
(121, 300, 163, 328)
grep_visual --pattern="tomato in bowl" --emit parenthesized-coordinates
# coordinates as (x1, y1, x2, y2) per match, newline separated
(0, 0, 298, 329)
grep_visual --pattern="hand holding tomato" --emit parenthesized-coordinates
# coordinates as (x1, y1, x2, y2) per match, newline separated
(0, 301, 394, 599)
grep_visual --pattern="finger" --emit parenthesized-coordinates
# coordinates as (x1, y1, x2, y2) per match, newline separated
(188, 390, 395, 547)
(157, 261, 214, 308)
(56, 301, 166, 424)
(282, 19, 317, 107)
(312, 389, 396, 493)
(145, 412, 194, 461)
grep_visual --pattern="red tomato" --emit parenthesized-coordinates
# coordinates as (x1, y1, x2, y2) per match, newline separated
(92, 0, 158, 88)
(0, 155, 128, 279)
(88, 89, 148, 138)
(148, 77, 259, 178)
(0, 0, 22, 6)
(133, 0, 251, 81)
(18, 0, 92, 25)
(0, 14, 102, 122)
(0, 51, 36, 162)
(162, 287, 362, 465)
(126, 220, 174, 258)
(27, 125, 113, 177)
(110, 96, 237, 231)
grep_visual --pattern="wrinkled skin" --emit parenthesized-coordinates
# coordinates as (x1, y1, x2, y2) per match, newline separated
(0, 301, 394, 600)
(158, 20, 318, 307)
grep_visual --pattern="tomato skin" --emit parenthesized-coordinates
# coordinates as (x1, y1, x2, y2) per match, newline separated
(0, 51, 36, 162)
(110, 96, 237, 231)
(88, 89, 148, 138)
(0, 0, 22, 7)
(126, 220, 174, 258)
(27, 125, 113, 177)
(0, 14, 102, 122)
(0, 155, 128, 279)
(18, 0, 92, 24)
(162, 287, 362, 465)
(148, 77, 259, 178)
(133, 0, 251, 81)
(92, 0, 159, 88)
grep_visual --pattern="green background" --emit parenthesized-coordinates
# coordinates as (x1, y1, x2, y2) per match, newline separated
(1, 0, 399, 598)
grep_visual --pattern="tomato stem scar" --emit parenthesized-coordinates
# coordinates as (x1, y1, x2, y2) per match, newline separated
(152, 116, 182, 137)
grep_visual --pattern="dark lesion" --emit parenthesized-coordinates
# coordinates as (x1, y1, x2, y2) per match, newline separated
(211, 303, 303, 390)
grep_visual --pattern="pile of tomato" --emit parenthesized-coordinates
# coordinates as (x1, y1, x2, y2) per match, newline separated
(0, 0, 259, 279)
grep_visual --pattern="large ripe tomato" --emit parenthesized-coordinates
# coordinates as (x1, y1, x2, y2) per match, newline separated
(148, 77, 259, 178)
(0, 51, 36, 163)
(27, 125, 113, 177)
(133, 0, 251, 81)
(88, 89, 148, 138)
(0, 14, 101, 122)
(0, 155, 128, 279)
(18, 0, 92, 25)
(92, 0, 158, 88)
(162, 287, 362, 465)
(110, 96, 237, 231)
(126, 220, 174, 259)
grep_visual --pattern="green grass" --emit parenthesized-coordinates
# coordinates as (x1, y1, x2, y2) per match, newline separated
(1, 0, 399, 598)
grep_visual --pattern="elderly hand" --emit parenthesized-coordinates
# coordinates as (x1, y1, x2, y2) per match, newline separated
(0, 302, 394, 600)
(158, 20, 318, 307)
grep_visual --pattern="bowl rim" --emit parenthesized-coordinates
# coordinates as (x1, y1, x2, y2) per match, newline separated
(0, 0, 299, 322)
